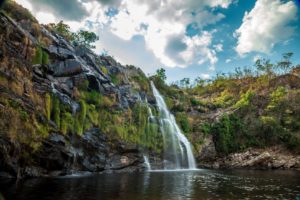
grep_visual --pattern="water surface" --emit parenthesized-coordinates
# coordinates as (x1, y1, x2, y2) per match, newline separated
(0, 169, 300, 200)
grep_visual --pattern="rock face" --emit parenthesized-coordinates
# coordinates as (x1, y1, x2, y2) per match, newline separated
(198, 143, 300, 170)
(0, 11, 149, 178)
(0, 129, 145, 178)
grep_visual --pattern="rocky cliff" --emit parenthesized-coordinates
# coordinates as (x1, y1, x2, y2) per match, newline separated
(0, 4, 154, 178)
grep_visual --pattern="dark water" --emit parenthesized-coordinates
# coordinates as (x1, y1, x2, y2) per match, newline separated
(0, 169, 300, 200)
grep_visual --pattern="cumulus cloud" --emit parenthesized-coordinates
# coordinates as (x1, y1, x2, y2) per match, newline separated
(107, 0, 232, 68)
(18, 0, 234, 70)
(235, 0, 298, 56)
(26, 0, 89, 21)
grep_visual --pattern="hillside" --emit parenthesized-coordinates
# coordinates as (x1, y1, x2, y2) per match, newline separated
(151, 59, 300, 169)
(0, 1, 159, 178)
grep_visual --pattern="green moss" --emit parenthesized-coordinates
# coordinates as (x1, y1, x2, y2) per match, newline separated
(74, 100, 87, 135)
(32, 47, 49, 65)
(100, 66, 108, 75)
(52, 96, 60, 128)
(42, 51, 49, 65)
(45, 93, 51, 121)
(32, 47, 43, 65)
(110, 74, 121, 85)
(60, 112, 73, 135)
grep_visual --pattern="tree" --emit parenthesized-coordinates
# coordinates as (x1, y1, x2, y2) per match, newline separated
(194, 77, 205, 87)
(73, 30, 99, 49)
(155, 68, 167, 82)
(48, 21, 74, 41)
(277, 52, 293, 74)
(180, 78, 190, 88)
(254, 59, 274, 77)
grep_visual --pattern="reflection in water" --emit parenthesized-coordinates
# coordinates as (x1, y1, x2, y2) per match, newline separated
(1, 170, 300, 200)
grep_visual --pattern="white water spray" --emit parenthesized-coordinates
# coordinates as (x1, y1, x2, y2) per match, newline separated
(143, 155, 151, 171)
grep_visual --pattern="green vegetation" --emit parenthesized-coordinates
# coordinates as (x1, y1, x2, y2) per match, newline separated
(73, 30, 99, 49)
(52, 96, 61, 128)
(150, 53, 300, 154)
(2, 0, 37, 22)
(47, 21, 99, 48)
(74, 100, 87, 135)
(32, 47, 49, 65)
(45, 93, 51, 121)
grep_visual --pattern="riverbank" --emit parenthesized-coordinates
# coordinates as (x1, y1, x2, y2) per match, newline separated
(199, 146, 300, 170)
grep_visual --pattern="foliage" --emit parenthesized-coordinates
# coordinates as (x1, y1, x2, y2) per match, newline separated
(210, 114, 248, 155)
(176, 112, 190, 133)
(2, 0, 37, 22)
(234, 90, 254, 109)
(179, 78, 190, 88)
(48, 21, 99, 48)
(276, 52, 293, 74)
(267, 86, 287, 110)
(155, 68, 167, 82)
(73, 30, 99, 49)
(48, 21, 74, 41)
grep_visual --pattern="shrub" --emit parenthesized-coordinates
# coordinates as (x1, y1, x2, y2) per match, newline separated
(211, 114, 247, 155)
(267, 86, 286, 110)
(234, 90, 254, 109)
(176, 112, 190, 133)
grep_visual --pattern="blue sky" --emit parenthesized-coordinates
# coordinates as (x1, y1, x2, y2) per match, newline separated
(17, 0, 300, 82)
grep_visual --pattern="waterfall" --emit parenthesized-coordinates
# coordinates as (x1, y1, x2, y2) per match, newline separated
(143, 155, 151, 171)
(150, 81, 196, 170)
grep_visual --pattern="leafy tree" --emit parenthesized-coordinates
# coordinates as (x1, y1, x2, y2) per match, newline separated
(254, 59, 274, 77)
(48, 22, 99, 48)
(194, 77, 205, 87)
(277, 52, 293, 74)
(48, 21, 74, 41)
(73, 30, 99, 49)
(155, 68, 167, 82)
(180, 77, 190, 88)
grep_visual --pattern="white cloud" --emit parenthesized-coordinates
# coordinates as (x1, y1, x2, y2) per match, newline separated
(214, 43, 223, 52)
(235, 0, 298, 56)
(17, 0, 234, 70)
(200, 73, 210, 79)
(225, 58, 231, 63)
(106, 0, 230, 68)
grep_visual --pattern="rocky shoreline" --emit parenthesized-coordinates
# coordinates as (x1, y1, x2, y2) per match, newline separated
(198, 147, 300, 170)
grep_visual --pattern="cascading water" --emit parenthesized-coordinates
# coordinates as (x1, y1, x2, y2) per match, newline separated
(143, 155, 151, 171)
(150, 81, 196, 170)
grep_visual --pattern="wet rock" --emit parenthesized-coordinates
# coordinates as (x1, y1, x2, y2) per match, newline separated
(86, 74, 104, 93)
(110, 154, 142, 170)
(52, 59, 83, 77)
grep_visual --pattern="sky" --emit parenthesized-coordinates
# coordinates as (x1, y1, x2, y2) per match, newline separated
(16, 0, 300, 82)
